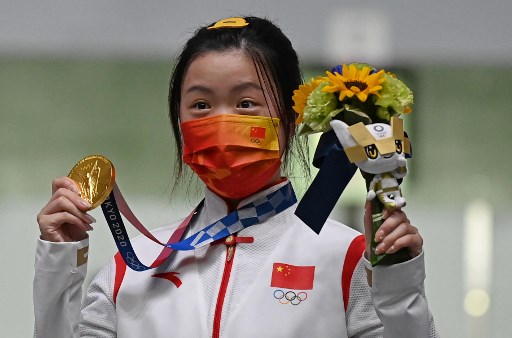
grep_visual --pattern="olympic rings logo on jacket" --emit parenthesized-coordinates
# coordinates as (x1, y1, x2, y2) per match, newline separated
(273, 289, 308, 305)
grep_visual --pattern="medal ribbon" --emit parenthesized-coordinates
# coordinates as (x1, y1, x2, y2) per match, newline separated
(101, 182, 296, 271)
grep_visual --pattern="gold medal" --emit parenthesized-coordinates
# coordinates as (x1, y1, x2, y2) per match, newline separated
(68, 155, 116, 210)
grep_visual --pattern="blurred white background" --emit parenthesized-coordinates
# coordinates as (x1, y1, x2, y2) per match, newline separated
(1, 1, 511, 337)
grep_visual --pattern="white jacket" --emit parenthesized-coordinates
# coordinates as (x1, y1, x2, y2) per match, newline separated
(34, 181, 438, 337)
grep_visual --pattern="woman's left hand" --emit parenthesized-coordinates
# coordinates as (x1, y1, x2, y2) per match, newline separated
(364, 201, 423, 260)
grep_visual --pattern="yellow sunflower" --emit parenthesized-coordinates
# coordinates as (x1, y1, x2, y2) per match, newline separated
(323, 64, 385, 103)
(292, 76, 326, 124)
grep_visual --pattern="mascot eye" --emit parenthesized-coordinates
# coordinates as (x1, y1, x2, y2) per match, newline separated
(395, 140, 403, 154)
(365, 144, 379, 159)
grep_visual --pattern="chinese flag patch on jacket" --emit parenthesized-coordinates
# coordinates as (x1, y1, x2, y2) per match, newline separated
(270, 263, 315, 290)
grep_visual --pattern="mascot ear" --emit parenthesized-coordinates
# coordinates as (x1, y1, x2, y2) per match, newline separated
(330, 120, 356, 149)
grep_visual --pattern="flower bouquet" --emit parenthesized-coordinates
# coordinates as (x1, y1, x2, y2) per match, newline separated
(293, 63, 414, 266)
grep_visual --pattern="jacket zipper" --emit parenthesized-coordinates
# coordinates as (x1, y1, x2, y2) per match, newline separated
(212, 235, 236, 338)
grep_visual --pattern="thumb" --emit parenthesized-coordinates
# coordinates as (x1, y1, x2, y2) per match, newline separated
(363, 200, 373, 254)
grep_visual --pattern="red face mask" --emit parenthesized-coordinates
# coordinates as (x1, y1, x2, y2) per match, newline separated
(181, 114, 281, 200)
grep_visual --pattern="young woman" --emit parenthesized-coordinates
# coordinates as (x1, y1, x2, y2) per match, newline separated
(34, 16, 438, 337)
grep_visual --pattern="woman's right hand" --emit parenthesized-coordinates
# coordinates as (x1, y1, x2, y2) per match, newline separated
(36, 177, 96, 242)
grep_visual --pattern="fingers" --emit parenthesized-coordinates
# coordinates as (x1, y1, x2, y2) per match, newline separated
(363, 201, 373, 252)
(48, 185, 91, 210)
(374, 209, 423, 258)
(51, 176, 81, 195)
(42, 190, 94, 224)
(37, 177, 97, 242)
(363, 201, 372, 228)
(38, 212, 93, 235)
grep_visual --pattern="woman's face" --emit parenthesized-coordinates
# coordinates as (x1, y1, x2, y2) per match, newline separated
(179, 50, 285, 151)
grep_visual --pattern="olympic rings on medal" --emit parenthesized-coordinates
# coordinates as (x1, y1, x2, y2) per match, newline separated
(273, 289, 308, 305)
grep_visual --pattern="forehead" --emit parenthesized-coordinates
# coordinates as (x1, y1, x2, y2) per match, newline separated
(182, 50, 260, 89)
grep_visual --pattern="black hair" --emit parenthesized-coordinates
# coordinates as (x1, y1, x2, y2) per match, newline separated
(168, 16, 308, 186)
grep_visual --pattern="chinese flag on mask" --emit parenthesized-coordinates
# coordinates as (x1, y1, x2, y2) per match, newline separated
(250, 126, 266, 139)
(270, 263, 315, 290)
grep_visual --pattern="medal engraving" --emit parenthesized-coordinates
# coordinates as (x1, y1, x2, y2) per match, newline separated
(68, 155, 116, 210)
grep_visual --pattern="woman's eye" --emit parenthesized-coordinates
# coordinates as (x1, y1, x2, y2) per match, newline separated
(194, 102, 210, 110)
(238, 100, 255, 109)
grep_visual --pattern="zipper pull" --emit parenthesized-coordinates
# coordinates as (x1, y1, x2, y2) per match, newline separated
(225, 235, 235, 261)
(227, 245, 235, 262)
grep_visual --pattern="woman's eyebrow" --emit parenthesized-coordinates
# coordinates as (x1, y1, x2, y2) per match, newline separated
(185, 85, 214, 94)
(185, 81, 262, 95)
(230, 81, 263, 93)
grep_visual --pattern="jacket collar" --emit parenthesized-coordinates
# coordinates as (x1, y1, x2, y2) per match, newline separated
(201, 179, 291, 227)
